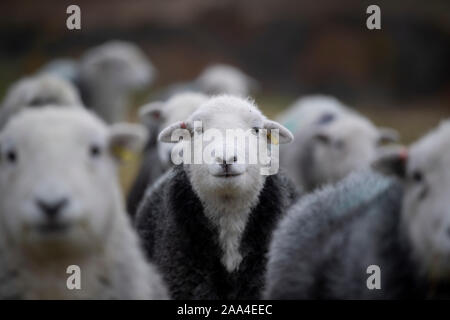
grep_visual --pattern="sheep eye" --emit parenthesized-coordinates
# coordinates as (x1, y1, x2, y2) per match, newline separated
(252, 127, 260, 134)
(89, 144, 102, 158)
(411, 170, 423, 183)
(315, 134, 330, 145)
(5, 149, 17, 164)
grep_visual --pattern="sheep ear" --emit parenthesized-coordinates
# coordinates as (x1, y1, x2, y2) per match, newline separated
(378, 127, 399, 145)
(263, 120, 293, 144)
(109, 123, 148, 162)
(138, 101, 165, 123)
(371, 145, 408, 178)
(159, 121, 192, 143)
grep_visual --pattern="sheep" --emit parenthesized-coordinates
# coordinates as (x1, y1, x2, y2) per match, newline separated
(157, 64, 258, 100)
(277, 95, 398, 191)
(281, 112, 399, 191)
(141, 92, 210, 171)
(265, 119, 450, 299)
(127, 92, 209, 217)
(79, 40, 156, 123)
(0, 107, 168, 299)
(38, 58, 81, 85)
(0, 74, 83, 129)
(135, 95, 298, 299)
(276, 95, 349, 135)
(195, 64, 259, 97)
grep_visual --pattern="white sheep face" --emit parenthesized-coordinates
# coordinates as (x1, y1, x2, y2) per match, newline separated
(196, 64, 257, 97)
(401, 122, 450, 276)
(81, 41, 154, 92)
(2, 74, 82, 110)
(278, 95, 348, 134)
(310, 115, 381, 186)
(140, 92, 208, 169)
(159, 95, 293, 199)
(0, 107, 145, 254)
(0, 74, 82, 129)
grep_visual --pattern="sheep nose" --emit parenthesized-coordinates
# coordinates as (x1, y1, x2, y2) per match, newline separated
(35, 198, 69, 219)
(216, 155, 238, 167)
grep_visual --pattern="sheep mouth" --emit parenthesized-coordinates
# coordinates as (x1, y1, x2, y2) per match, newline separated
(36, 222, 70, 234)
(212, 172, 244, 178)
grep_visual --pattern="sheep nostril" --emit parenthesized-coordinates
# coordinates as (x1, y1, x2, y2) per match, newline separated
(36, 198, 69, 219)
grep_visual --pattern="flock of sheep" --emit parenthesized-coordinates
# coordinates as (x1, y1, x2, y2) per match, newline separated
(0, 40, 449, 300)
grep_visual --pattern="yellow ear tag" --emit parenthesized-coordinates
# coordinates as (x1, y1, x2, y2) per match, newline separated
(268, 132, 279, 145)
(112, 145, 135, 162)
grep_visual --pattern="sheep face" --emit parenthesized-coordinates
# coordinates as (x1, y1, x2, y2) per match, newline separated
(2, 74, 82, 109)
(159, 95, 293, 198)
(0, 108, 146, 255)
(402, 123, 450, 276)
(81, 41, 154, 93)
(0, 74, 82, 129)
(308, 115, 394, 188)
(374, 121, 450, 276)
(140, 92, 208, 169)
(196, 64, 258, 97)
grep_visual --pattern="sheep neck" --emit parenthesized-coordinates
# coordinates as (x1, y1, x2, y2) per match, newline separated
(89, 86, 128, 123)
(200, 190, 261, 273)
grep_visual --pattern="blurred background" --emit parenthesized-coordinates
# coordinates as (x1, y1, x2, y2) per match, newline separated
(0, 0, 448, 144)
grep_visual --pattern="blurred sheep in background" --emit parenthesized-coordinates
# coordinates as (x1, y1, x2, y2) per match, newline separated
(127, 92, 208, 216)
(0, 73, 83, 129)
(265, 119, 450, 299)
(158, 64, 258, 100)
(279, 95, 399, 191)
(79, 41, 156, 123)
(40, 40, 156, 124)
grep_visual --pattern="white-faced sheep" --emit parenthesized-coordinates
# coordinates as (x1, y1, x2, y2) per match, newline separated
(135, 95, 298, 299)
(276, 95, 349, 135)
(278, 95, 398, 191)
(0, 107, 168, 299)
(0, 74, 83, 129)
(282, 112, 399, 191)
(126, 92, 209, 217)
(195, 64, 259, 97)
(265, 120, 450, 299)
(158, 64, 258, 100)
(79, 40, 156, 123)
